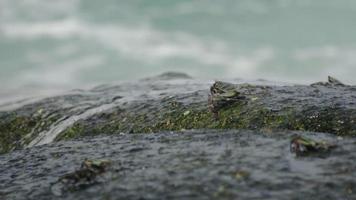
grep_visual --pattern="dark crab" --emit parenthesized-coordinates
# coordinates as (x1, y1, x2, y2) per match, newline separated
(311, 76, 347, 87)
(208, 81, 245, 119)
(51, 159, 112, 195)
(290, 135, 337, 157)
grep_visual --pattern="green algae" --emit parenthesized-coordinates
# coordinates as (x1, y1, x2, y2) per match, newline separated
(0, 110, 61, 154)
(1, 79, 356, 154)
(56, 123, 86, 141)
(2, 99, 355, 155)
(56, 100, 356, 142)
(0, 115, 34, 153)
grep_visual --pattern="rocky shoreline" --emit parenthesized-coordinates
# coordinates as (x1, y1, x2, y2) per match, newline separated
(1, 73, 356, 199)
(1, 130, 355, 200)
(1, 74, 355, 154)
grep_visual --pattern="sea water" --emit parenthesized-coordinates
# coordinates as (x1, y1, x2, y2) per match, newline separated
(1, 0, 356, 101)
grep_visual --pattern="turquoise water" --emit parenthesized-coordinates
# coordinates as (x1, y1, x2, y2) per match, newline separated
(1, 0, 356, 98)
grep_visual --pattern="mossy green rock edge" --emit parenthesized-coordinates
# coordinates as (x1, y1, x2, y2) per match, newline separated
(1, 80, 356, 154)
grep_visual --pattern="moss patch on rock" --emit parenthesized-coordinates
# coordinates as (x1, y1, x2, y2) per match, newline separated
(1, 79, 356, 154)
(0, 109, 61, 154)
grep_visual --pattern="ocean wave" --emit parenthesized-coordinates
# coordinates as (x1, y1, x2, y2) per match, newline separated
(21, 55, 104, 86)
(293, 46, 356, 82)
(2, 18, 276, 80)
(3, 18, 356, 87)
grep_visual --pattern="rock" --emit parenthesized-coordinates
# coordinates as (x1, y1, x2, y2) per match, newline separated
(1, 76, 356, 154)
(311, 76, 348, 87)
(1, 130, 356, 200)
(142, 72, 192, 81)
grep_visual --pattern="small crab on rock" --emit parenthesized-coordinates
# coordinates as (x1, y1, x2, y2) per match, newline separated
(51, 159, 112, 196)
(208, 81, 245, 119)
(290, 135, 337, 157)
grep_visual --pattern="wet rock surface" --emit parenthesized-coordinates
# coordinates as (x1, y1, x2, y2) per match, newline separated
(1, 75, 356, 153)
(1, 130, 356, 200)
(0, 75, 212, 153)
(1, 74, 356, 199)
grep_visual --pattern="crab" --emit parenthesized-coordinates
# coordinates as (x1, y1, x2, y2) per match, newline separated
(52, 159, 112, 195)
(208, 81, 245, 119)
(290, 135, 337, 157)
(311, 76, 347, 87)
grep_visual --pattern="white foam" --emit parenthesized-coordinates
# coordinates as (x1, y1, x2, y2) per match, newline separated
(226, 48, 275, 78)
(27, 57, 103, 86)
(27, 102, 118, 147)
(2, 18, 276, 82)
(0, 0, 79, 21)
(293, 46, 356, 83)
(2, 19, 85, 39)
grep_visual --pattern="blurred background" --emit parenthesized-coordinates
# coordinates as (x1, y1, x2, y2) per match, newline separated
(1, 0, 356, 101)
